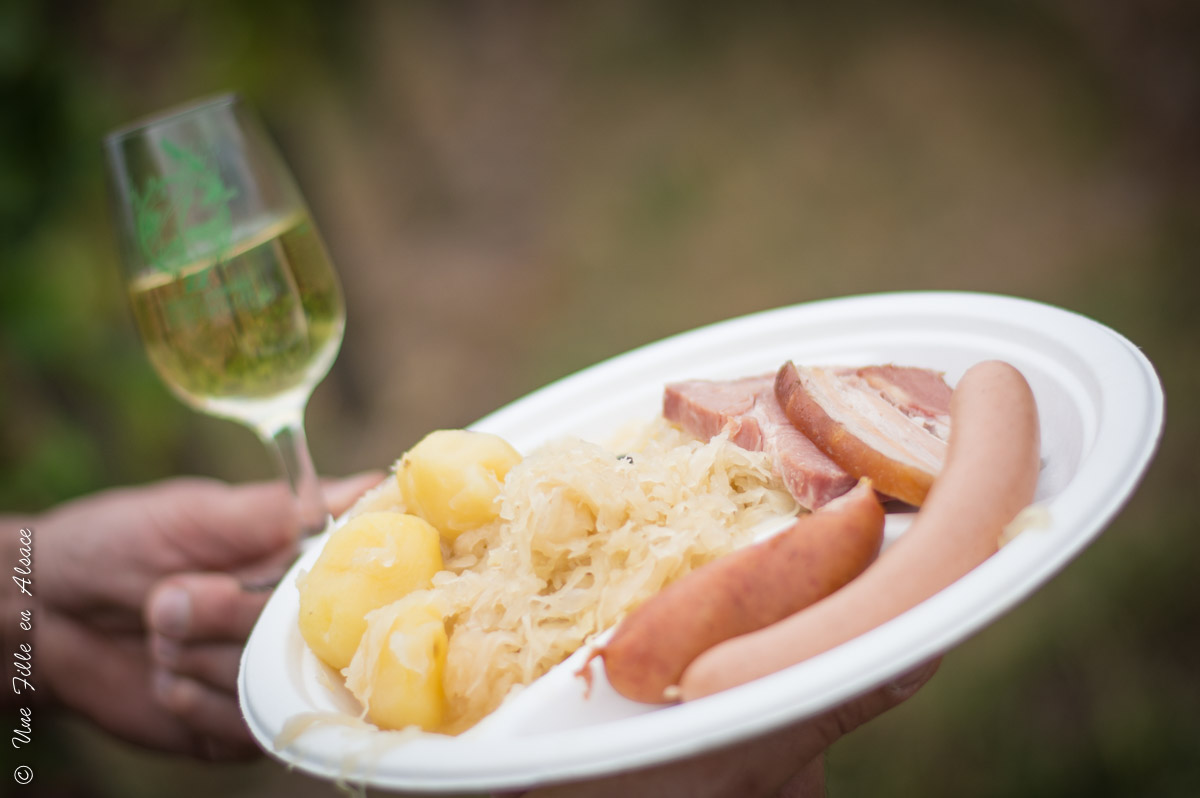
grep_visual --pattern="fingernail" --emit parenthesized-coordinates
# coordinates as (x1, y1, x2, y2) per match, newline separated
(150, 586, 191, 637)
(152, 634, 182, 667)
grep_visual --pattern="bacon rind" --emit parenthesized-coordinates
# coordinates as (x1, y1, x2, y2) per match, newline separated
(775, 361, 948, 507)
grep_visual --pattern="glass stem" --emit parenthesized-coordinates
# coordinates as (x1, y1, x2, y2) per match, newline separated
(261, 408, 331, 539)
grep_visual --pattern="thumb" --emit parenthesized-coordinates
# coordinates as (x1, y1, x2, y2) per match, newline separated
(768, 658, 942, 798)
(808, 657, 942, 751)
(172, 471, 385, 569)
(322, 470, 387, 516)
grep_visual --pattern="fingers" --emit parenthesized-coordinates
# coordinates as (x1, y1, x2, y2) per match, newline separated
(162, 471, 386, 570)
(528, 658, 941, 798)
(40, 610, 254, 760)
(225, 471, 387, 586)
(808, 657, 942, 751)
(152, 636, 244, 692)
(144, 572, 270, 760)
(146, 572, 267, 699)
(151, 670, 260, 760)
(769, 658, 941, 797)
(147, 572, 268, 642)
(528, 705, 830, 798)
(775, 756, 825, 798)
(135, 472, 385, 762)
(39, 611, 196, 754)
(324, 471, 387, 514)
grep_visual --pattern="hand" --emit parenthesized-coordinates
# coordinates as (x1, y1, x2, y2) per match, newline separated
(513, 658, 941, 798)
(31, 472, 383, 760)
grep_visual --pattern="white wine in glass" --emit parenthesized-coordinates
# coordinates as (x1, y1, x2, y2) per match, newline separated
(106, 93, 345, 542)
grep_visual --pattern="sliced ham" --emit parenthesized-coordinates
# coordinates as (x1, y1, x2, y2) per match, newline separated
(775, 362, 952, 507)
(663, 375, 856, 510)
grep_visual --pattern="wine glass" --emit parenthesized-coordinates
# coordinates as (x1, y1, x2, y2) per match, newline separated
(104, 93, 345, 546)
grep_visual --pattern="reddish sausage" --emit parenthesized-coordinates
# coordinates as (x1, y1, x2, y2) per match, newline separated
(680, 360, 1040, 700)
(591, 479, 884, 703)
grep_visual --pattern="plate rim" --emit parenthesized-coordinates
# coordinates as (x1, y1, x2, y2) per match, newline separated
(239, 290, 1165, 792)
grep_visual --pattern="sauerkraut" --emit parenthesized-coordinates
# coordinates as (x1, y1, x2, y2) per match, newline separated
(341, 418, 797, 734)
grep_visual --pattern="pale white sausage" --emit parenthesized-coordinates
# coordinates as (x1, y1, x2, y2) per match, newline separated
(679, 360, 1041, 700)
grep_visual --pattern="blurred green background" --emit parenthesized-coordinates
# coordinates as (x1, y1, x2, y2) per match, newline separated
(2, 0, 1197, 795)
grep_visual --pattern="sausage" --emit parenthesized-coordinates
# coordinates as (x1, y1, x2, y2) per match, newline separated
(590, 478, 884, 703)
(679, 360, 1041, 700)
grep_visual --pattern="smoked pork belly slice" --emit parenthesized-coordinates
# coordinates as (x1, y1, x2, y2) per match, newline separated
(774, 362, 951, 507)
(663, 375, 856, 510)
(855, 365, 952, 439)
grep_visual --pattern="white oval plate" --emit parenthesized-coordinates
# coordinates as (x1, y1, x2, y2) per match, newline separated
(239, 291, 1163, 794)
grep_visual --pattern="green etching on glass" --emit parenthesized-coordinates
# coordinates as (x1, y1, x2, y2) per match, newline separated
(131, 139, 239, 276)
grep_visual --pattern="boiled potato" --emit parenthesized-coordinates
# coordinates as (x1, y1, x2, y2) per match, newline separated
(298, 511, 442, 671)
(344, 592, 447, 732)
(397, 429, 522, 541)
